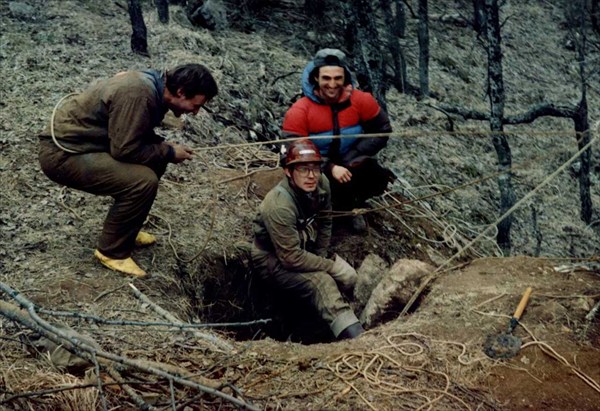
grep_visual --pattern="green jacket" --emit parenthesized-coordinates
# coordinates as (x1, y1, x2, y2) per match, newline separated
(253, 175, 334, 273)
(40, 69, 173, 166)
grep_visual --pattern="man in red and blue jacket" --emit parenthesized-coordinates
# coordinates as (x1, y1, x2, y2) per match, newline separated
(282, 49, 395, 231)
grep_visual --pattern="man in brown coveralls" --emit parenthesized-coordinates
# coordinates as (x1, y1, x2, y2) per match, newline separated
(251, 139, 365, 340)
(39, 64, 218, 277)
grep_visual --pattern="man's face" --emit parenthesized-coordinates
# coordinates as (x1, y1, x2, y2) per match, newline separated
(285, 162, 322, 193)
(315, 66, 345, 103)
(168, 89, 207, 117)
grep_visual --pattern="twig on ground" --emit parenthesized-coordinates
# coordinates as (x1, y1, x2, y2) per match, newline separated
(37, 306, 271, 329)
(584, 299, 600, 322)
(93, 283, 127, 302)
(91, 351, 108, 411)
(0, 380, 156, 405)
(106, 366, 156, 410)
(128, 283, 234, 353)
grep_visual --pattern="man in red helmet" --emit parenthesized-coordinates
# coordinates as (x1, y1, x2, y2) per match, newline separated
(251, 139, 364, 340)
(282, 49, 395, 232)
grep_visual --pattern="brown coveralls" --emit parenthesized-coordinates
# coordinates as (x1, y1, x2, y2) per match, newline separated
(251, 176, 359, 337)
(38, 70, 174, 259)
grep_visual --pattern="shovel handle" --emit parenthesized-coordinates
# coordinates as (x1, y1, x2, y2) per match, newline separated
(512, 287, 533, 320)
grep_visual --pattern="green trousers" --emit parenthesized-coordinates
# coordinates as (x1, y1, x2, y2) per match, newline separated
(251, 248, 359, 337)
(39, 139, 167, 259)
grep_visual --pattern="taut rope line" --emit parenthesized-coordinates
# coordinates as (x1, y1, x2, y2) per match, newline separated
(399, 120, 599, 316)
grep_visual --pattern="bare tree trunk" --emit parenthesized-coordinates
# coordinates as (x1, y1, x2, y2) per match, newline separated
(574, 98, 592, 223)
(381, 0, 408, 93)
(484, 0, 514, 253)
(127, 0, 149, 56)
(305, 0, 325, 17)
(473, 0, 485, 34)
(394, 0, 406, 37)
(574, 0, 593, 223)
(417, 0, 430, 98)
(155, 0, 169, 24)
(591, 0, 599, 34)
(347, 0, 388, 109)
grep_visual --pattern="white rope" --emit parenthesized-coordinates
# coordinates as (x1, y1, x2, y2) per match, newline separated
(400, 120, 599, 316)
(50, 93, 79, 154)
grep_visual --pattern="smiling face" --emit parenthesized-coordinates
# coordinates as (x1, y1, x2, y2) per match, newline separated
(315, 66, 345, 103)
(285, 162, 322, 193)
(167, 89, 208, 117)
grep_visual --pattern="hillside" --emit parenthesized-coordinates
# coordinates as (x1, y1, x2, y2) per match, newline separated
(1, 0, 599, 409)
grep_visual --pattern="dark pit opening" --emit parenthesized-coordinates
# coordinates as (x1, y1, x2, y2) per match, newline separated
(174, 249, 428, 345)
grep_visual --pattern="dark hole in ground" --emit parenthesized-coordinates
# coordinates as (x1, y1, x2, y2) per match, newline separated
(183, 203, 468, 343)
(173, 214, 441, 344)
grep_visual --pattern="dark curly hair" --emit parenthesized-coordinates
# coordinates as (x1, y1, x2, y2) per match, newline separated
(166, 63, 218, 100)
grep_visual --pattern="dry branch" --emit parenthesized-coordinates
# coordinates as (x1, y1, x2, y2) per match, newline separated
(503, 102, 578, 124)
(0, 283, 259, 411)
(37, 307, 271, 329)
(585, 300, 600, 322)
(434, 101, 580, 124)
(128, 283, 234, 353)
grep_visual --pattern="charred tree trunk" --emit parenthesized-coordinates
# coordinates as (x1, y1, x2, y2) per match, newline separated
(484, 0, 514, 253)
(592, 0, 599, 34)
(305, 0, 325, 17)
(381, 0, 408, 93)
(305, 0, 327, 36)
(574, 97, 592, 223)
(155, 0, 169, 24)
(473, 0, 485, 35)
(394, 0, 406, 38)
(574, 0, 593, 223)
(347, 0, 388, 109)
(417, 0, 430, 98)
(127, 0, 149, 56)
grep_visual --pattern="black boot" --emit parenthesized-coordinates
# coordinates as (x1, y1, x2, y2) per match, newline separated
(338, 322, 365, 340)
(351, 214, 367, 233)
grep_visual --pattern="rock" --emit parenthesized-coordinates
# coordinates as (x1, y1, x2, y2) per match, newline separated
(188, 0, 227, 30)
(9, 2, 36, 20)
(565, 297, 592, 318)
(354, 254, 388, 308)
(360, 259, 434, 328)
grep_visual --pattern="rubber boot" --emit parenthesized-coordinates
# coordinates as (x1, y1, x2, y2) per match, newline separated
(135, 231, 157, 247)
(337, 322, 365, 340)
(351, 215, 367, 233)
(94, 250, 147, 278)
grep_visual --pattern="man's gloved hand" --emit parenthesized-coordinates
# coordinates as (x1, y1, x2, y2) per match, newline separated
(329, 254, 358, 293)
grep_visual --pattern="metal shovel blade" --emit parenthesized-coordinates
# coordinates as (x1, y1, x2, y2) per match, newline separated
(484, 333, 522, 359)
(484, 287, 532, 359)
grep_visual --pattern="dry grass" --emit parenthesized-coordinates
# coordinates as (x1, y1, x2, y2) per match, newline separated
(1, 0, 599, 409)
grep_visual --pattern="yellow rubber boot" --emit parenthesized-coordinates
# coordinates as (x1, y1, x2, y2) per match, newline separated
(94, 250, 147, 278)
(135, 231, 157, 247)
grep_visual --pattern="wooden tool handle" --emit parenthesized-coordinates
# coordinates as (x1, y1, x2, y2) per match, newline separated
(513, 287, 533, 320)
